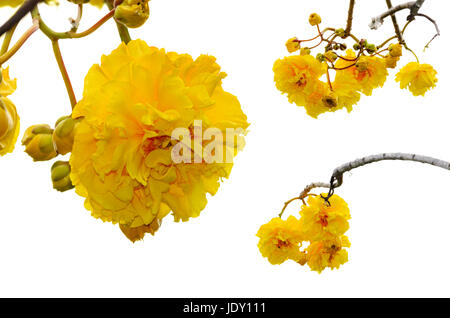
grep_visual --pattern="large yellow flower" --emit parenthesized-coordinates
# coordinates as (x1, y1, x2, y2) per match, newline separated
(0, 67, 19, 156)
(256, 216, 304, 265)
(70, 40, 248, 241)
(395, 62, 437, 96)
(334, 50, 388, 96)
(299, 194, 351, 241)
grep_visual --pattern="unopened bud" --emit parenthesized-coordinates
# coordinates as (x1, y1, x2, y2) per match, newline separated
(324, 51, 337, 62)
(335, 28, 345, 38)
(22, 124, 57, 161)
(114, 0, 150, 28)
(388, 43, 402, 57)
(300, 47, 311, 56)
(51, 161, 74, 192)
(385, 56, 400, 69)
(53, 116, 79, 155)
(308, 13, 321, 26)
(285, 37, 300, 53)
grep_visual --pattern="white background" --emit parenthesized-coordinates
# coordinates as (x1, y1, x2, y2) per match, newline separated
(1, 0, 450, 297)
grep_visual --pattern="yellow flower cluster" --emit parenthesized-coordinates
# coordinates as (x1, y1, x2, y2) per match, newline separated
(274, 13, 438, 118)
(69, 40, 249, 241)
(256, 194, 351, 273)
(0, 67, 19, 156)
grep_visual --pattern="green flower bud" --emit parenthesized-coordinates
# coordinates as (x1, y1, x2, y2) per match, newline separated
(22, 124, 57, 161)
(353, 43, 360, 50)
(53, 116, 79, 155)
(335, 28, 345, 37)
(114, 0, 150, 29)
(51, 161, 74, 192)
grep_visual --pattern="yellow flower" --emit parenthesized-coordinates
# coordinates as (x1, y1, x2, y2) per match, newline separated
(21, 124, 58, 161)
(273, 54, 328, 116)
(299, 194, 351, 241)
(285, 37, 300, 53)
(334, 50, 388, 96)
(70, 40, 248, 239)
(0, 67, 19, 156)
(308, 13, 321, 26)
(306, 235, 350, 273)
(256, 216, 304, 265)
(395, 62, 437, 96)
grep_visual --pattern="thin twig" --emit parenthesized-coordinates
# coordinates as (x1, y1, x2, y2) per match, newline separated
(415, 13, 440, 50)
(52, 40, 77, 109)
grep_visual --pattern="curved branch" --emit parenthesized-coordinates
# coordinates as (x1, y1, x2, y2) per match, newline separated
(369, 0, 425, 30)
(331, 153, 450, 189)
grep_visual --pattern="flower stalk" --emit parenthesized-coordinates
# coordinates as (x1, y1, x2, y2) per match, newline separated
(51, 40, 77, 109)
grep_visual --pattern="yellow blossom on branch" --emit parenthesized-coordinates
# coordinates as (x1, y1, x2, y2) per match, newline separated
(299, 194, 351, 241)
(256, 216, 305, 265)
(395, 62, 438, 96)
(69, 40, 248, 241)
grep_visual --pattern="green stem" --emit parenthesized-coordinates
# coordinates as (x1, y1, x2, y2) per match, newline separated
(51, 40, 77, 109)
(106, 0, 131, 44)
(1, 23, 18, 55)
(0, 20, 38, 65)
(31, 6, 115, 40)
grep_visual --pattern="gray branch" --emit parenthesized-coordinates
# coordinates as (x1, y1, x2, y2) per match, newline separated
(369, 0, 425, 29)
(331, 153, 450, 188)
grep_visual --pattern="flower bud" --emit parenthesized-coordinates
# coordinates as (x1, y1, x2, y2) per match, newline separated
(51, 161, 74, 192)
(353, 43, 360, 50)
(114, 0, 150, 28)
(316, 53, 325, 62)
(22, 124, 57, 161)
(366, 43, 376, 53)
(53, 116, 79, 155)
(388, 43, 402, 57)
(285, 37, 300, 53)
(308, 13, 321, 26)
(324, 51, 337, 62)
(335, 28, 345, 38)
(0, 97, 20, 156)
(300, 47, 311, 56)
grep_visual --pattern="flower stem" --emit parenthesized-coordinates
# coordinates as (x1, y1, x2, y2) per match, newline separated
(51, 40, 77, 109)
(32, 6, 115, 40)
(1, 23, 18, 55)
(0, 20, 39, 65)
(106, 0, 131, 44)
